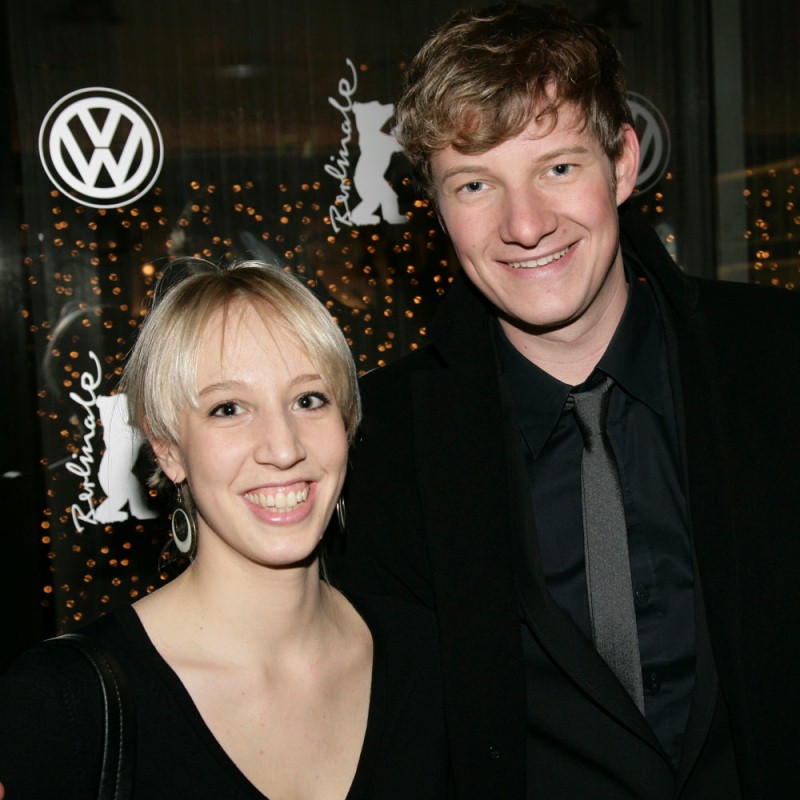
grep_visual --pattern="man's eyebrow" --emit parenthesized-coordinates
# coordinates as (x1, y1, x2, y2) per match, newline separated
(438, 164, 487, 182)
(534, 145, 591, 161)
(437, 145, 591, 183)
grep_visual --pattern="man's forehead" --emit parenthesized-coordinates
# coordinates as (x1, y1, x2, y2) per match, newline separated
(430, 106, 594, 174)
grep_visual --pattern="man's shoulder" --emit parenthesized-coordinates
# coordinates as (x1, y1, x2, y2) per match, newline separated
(680, 278, 800, 393)
(693, 273, 799, 306)
(689, 275, 800, 332)
(359, 274, 495, 394)
(360, 342, 443, 393)
(355, 348, 441, 432)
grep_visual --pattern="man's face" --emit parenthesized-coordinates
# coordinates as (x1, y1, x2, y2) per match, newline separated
(432, 104, 639, 350)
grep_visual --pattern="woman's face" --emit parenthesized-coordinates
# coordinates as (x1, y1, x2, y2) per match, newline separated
(156, 301, 348, 571)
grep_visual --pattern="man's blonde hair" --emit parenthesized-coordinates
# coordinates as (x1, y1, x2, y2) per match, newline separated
(396, 3, 633, 191)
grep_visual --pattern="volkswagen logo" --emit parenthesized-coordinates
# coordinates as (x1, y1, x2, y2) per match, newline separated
(628, 91, 671, 195)
(39, 87, 163, 209)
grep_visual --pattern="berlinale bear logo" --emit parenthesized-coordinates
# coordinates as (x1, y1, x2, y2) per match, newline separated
(350, 100, 406, 226)
(326, 59, 407, 232)
(67, 352, 157, 532)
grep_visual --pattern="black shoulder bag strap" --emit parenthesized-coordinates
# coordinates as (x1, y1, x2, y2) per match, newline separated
(46, 633, 135, 800)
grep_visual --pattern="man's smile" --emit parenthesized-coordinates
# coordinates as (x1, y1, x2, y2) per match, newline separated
(507, 246, 570, 269)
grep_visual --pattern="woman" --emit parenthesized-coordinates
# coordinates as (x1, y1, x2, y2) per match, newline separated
(0, 260, 447, 798)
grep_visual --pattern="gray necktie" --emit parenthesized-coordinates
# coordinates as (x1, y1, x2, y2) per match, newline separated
(571, 377, 644, 713)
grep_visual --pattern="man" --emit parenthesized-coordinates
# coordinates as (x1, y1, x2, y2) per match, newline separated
(330, 4, 800, 798)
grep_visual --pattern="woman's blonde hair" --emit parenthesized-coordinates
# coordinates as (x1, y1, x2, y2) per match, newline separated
(121, 259, 361, 493)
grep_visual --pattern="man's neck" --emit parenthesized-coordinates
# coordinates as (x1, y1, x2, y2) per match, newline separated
(501, 274, 629, 386)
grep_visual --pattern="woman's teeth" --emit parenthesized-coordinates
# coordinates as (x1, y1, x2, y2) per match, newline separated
(244, 485, 310, 511)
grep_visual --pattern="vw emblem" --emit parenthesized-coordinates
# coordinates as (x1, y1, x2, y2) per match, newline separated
(38, 87, 163, 209)
(627, 91, 671, 194)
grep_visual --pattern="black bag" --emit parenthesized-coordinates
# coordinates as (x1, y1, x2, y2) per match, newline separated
(45, 633, 135, 800)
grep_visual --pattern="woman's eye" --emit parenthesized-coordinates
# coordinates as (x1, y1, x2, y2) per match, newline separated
(551, 163, 573, 176)
(210, 401, 243, 417)
(294, 392, 329, 411)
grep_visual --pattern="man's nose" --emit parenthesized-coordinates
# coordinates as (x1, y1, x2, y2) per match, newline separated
(498, 185, 558, 247)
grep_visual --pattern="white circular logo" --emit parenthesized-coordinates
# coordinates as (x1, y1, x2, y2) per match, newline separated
(627, 91, 671, 194)
(39, 87, 163, 208)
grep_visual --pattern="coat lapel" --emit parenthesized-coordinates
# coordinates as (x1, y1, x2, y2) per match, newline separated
(411, 353, 528, 790)
(622, 212, 745, 688)
(411, 279, 524, 645)
(623, 211, 744, 774)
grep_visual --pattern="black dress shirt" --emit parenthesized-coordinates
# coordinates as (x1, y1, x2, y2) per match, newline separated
(496, 267, 696, 767)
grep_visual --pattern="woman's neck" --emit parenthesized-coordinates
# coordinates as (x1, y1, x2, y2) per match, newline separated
(134, 549, 345, 669)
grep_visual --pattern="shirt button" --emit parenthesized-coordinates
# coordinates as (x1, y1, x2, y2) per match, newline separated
(645, 669, 662, 693)
(634, 583, 650, 607)
(488, 746, 501, 760)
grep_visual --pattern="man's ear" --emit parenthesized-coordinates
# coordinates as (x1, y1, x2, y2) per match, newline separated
(614, 124, 640, 206)
(150, 437, 186, 485)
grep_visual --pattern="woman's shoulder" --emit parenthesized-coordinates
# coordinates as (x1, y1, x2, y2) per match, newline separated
(0, 610, 135, 797)
(2, 607, 126, 683)
(0, 605, 144, 727)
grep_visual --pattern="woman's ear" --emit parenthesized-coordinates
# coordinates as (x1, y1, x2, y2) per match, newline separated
(150, 438, 186, 485)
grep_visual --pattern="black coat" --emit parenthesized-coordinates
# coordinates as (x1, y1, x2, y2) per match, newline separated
(330, 209, 800, 799)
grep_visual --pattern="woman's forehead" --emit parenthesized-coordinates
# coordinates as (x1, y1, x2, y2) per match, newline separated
(203, 297, 291, 342)
(197, 301, 311, 376)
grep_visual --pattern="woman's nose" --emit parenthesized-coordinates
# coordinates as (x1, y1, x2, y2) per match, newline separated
(252, 411, 306, 469)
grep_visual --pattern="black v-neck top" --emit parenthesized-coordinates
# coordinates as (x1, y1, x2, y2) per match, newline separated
(0, 591, 448, 799)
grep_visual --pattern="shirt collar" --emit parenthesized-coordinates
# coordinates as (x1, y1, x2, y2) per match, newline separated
(597, 266, 666, 416)
(495, 325, 570, 459)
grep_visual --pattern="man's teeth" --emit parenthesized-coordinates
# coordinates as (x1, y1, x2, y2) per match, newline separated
(245, 485, 310, 511)
(508, 246, 569, 269)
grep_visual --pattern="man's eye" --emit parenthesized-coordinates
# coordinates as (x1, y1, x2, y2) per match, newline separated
(460, 180, 485, 193)
(294, 392, 330, 411)
(551, 163, 572, 176)
(210, 401, 243, 417)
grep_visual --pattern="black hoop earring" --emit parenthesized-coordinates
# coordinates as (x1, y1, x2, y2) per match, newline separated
(336, 496, 346, 533)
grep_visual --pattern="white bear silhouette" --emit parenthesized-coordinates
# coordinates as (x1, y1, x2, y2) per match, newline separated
(93, 394, 157, 524)
(351, 100, 407, 226)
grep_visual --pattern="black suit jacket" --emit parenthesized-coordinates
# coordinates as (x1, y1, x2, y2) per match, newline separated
(330, 209, 800, 798)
